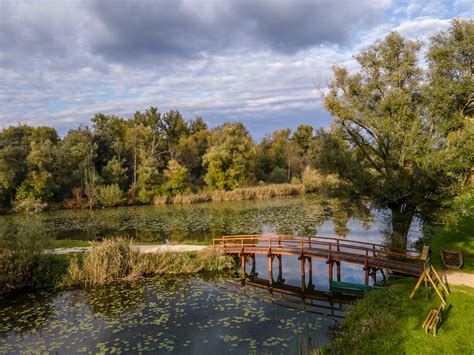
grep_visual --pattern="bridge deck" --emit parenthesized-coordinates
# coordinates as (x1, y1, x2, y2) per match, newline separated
(213, 235, 423, 277)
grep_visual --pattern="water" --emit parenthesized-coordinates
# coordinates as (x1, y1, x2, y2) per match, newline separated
(0, 195, 422, 353)
(0, 275, 351, 354)
(0, 194, 410, 244)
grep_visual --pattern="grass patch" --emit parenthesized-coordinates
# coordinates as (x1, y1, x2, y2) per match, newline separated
(63, 237, 235, 287)
(328, 278, 474, 354)
(425, 199, 474, 273)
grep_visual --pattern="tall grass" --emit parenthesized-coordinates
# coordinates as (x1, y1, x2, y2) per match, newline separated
(63, 237, 235, 287)
(156, 183, 305, 205)
(0, 222, 66, 294)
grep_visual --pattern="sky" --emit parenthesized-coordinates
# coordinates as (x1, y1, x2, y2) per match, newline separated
(0, 0, 472, 140)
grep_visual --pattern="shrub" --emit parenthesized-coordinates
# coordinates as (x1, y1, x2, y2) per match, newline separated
(302, 166, 325, 192)
(12, 196, 47, 214)
(98, 184, 124, 207)
(63, 187, 86, 209)
(154, 195, 170, 205)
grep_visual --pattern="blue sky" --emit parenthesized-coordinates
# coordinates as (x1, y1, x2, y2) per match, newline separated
(0, 0, 472, 140)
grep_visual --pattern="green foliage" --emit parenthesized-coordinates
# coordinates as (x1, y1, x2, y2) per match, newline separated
(136, 157, 161, 204)
(203, 123, 255, 190)
(321, 21, 474, 248)
(161, 160, 191, 197)
(98, 184, 124, 207)
(101, 156, 128, 188)
(423, 195, 474, 273)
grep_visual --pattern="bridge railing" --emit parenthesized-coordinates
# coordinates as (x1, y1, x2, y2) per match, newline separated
(212, 234, 421, 260)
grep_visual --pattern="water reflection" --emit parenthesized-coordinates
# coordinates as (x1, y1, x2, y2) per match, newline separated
(0, 193, 379, 245)
(0, 274, 348, 353)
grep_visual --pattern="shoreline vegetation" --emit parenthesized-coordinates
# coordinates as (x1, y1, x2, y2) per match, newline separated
(323, 196, 474, 354)
(0, 238, 235, 296)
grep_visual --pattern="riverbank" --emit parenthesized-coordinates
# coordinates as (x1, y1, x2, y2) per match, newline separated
(425, 198, 474, 273)
(325, 278, 474, 354)
(324, 197, 474, 354)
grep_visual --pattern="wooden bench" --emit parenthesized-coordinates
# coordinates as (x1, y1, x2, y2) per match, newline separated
(422, 304, 445, 335)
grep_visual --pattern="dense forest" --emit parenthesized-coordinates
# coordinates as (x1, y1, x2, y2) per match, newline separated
(0, 112, 321, 212)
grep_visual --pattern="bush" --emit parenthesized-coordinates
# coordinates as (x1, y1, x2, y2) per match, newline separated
(302, 166, 324, 192)
(12, 196, 47, 214)
(98, 184, 124, 207)
(63, 187, 86, 209)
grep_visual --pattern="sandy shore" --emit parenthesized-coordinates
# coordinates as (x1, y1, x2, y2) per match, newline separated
(49, 244, 209, 255)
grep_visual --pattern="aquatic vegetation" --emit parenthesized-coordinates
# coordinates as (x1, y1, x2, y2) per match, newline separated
(0, 275, 332, 353)
(63, 238, 235, 287)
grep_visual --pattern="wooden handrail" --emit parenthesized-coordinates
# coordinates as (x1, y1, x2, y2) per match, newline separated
(213, 235, 421, 260)
(216, 234, 420, 255)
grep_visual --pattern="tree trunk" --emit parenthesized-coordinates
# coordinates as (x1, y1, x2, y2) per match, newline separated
(389, 205, 415, 251)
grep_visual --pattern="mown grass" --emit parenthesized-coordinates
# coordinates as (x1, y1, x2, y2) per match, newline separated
(327, 278, 474, 354)
(426, 200, 474, 273)
(63, 237, 235, 287)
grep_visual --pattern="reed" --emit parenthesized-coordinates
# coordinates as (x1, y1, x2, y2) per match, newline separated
(63, 237, 235, 287)
(166, 183, 304, 205)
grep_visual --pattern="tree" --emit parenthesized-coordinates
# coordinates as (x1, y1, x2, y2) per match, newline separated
(320, 23, 473, 250)
(161, 160, 191, 197)
(203, 123, 255, 190)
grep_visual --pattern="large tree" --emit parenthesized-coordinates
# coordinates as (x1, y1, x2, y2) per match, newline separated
(320, 21, 473, 250)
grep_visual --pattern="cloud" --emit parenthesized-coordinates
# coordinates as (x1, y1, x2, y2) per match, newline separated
(88, 0, 382, 64)
(0, 0, 469, 139)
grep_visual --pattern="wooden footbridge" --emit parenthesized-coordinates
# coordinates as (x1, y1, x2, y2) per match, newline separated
(212, 234, 424, 287)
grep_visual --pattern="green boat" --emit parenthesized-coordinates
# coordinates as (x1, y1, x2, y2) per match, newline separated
(329, 280, 379, 295)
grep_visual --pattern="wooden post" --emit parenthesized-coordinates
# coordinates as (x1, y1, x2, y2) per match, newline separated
(336, 261, 341, 281)
(241, 254, 246, 275)
(301, 256, 306, 290)
(251, 254, 256, 276)
(278, 255, 282, 276)
(328, 261, 334, 281)
(268, 255, 273, 285)
(364, 267, 369, 285)
(308, 257, 313, 285)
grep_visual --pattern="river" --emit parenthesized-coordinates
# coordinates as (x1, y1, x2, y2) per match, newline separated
(0, 195, 422, 353)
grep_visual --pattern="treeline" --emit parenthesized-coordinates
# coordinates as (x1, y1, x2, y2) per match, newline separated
(0, 109, 325, 213)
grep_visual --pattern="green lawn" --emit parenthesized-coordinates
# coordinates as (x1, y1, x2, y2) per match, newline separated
(427, 199, 474, 273)
(328, 278, 474, 354)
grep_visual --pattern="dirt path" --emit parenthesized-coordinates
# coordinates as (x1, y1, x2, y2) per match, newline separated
(445, 270, 474, 288)
(49, 244, 209, 255)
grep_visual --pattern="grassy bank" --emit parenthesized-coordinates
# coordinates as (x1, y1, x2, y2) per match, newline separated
(425, 199, 474, 273)
(327, 278, 474, 354)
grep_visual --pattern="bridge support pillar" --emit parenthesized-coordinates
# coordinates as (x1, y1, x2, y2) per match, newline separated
(336, 261, 341, 281)
(308, 257, 313, 287)
(251, 254, 256, 276)
(268, 255, 274, 285)
(364, 267, 369, 285)
(300, 257, 306, 290)
(241, 254, 246, 275)
(328, 261, 334, 281)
